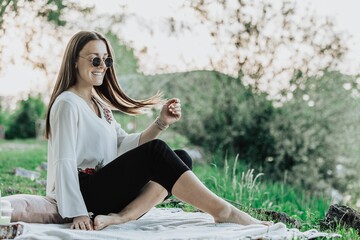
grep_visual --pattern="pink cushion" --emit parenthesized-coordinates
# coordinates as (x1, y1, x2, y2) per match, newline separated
(2, 194, 71, 224)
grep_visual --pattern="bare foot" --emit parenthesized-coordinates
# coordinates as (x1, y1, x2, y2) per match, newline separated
(214, 205, 273, 226)
(93, 213, 130, 230)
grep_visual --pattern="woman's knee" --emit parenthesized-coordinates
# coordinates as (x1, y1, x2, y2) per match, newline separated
(174, 149, 193, 170)
(147, 139, 167, 148)
(145, 140, 193, 170)
(144, 139, 169, 152)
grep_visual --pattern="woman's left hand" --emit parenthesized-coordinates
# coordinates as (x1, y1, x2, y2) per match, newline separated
(159, 98, 181, 125)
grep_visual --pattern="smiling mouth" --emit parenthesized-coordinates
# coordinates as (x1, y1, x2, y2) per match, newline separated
(92, 72, 103, 76)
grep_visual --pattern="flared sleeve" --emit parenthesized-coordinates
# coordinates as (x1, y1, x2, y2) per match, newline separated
(50, 100, 89, 218)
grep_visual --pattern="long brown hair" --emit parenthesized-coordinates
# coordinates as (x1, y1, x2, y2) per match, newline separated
(45, 31, 162, 138)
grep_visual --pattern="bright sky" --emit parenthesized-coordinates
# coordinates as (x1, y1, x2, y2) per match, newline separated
(1, 0, 360, 97)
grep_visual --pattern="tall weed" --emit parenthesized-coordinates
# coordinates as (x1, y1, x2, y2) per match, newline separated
(194, 154, 331, 222)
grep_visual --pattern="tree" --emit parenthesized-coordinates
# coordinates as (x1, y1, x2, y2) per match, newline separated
(159, 0, 349, 98)
(0, 97, 4, 125)
(267, 71, 360, 195)
(105, 31, 140, 76)
(0, 96, 12, 130)
(0, 0, 92, 76)
(6, 94, 46, 139)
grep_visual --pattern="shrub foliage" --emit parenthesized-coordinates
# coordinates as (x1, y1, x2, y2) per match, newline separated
(120, 70, 360, 200)
(5, 95, 46, 139)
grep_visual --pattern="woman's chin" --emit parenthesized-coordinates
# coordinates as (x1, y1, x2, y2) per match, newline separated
(93, 79, 104, 86)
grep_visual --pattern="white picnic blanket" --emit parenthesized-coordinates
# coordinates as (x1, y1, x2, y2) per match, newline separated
(15, 208, 341, 240)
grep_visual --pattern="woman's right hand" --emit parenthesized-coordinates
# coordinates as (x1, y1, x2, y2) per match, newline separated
(71, 216, 93, 230)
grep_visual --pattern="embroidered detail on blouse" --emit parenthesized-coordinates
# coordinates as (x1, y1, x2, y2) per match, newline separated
(92, 98, 113, 124)
(78, 168, 96, 174)
(95, 159, 104, 171)
(103, 108, 113, 124)
(78, 160, 104, 175)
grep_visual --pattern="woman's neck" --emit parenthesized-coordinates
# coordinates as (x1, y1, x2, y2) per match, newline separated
(68, 86, 93, 102)
(68, 86, 100, 117)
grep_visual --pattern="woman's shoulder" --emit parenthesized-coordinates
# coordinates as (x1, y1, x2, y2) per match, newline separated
(53, 91, 81, 109)
(55, 91, 80, 102)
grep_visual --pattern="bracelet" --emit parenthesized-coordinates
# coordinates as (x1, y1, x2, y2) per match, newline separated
(154, 117, 169, 131)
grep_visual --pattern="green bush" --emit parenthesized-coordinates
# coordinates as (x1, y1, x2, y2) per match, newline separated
(5, 94, 46, 139)
(119, 70, 360, 199)
(0, 99, 9, 139)
(120, 71, 276, 166)
(268, 71, 360, 196)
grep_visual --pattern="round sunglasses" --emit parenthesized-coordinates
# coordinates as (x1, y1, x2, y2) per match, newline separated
(78, 56, 113, 68)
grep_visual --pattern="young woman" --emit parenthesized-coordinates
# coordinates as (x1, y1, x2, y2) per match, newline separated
(45, 30, 271, 231)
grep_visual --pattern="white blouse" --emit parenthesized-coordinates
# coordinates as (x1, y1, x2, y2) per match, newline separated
(46, 91, 141, 218)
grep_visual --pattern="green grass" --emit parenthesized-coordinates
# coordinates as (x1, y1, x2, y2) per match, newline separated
(193, 156, 359, 239)
(0, 139, 47, 196)
(0, 139, 359, 239)
(194, 160, 329, 221)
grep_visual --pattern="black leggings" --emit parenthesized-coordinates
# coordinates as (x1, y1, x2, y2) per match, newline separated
(79, 139, 192, 217)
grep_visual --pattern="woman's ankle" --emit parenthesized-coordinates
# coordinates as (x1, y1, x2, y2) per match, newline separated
(213, 203, 232, 223)
(109, 211, 136, 222)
